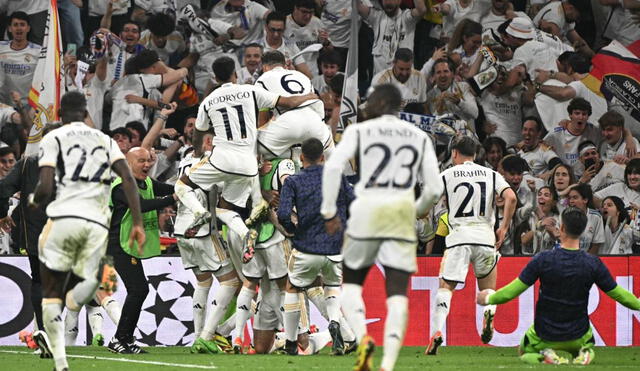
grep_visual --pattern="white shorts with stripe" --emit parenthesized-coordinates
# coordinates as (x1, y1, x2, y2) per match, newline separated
(186, 155, 255, 208)
(257, 105, 334, 160)
(177, 234, 233, 275)
(343, 236, 418, 273)
(439, 244, 500, 283)
(287, 249, 342, 288)
(242, 239, 290, 280)
(38, 218, 108, 280)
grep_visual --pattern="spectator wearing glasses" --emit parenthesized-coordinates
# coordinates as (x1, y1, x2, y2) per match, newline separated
(261, 11, 313, 79)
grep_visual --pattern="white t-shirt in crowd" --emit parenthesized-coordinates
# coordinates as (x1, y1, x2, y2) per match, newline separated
(543, 124, 601, 172)
(321, 0, 354, 48)
(512, 39, 559, 80)
(285, 14, 324, 76)
(139, 30, 186, 64)
(517, 143, 560, 176)
(589, 161, 625, 193)
(533, 1, 575, 39)
(600, 136, 640, 162)
(0, 41, 40, 105)
(209, 0, 270, 46)
(110, 73, 163, 129)
(366, 7, 419, 74)
(480, 86, 524, 147)
(370, 68, 427, 107)
(568, 80, 608, 124)
(579, 208, 605, 251)
(595, 183, 640, 208)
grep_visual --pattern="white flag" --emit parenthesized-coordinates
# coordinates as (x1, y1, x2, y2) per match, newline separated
(338, 0, 359, 131)
(26, 0, 64, 156)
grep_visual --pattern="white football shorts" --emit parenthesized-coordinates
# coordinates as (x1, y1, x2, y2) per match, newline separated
(439, 244, 500, 283)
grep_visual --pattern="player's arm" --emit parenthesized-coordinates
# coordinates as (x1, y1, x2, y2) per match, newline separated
(276, 93, 319, 109)
(477, 278, 530, 305)
(605, 285, 640, 310)
(411, 0, 427, 18)
(111, 159, 146, 253)
(356, 0, 371, 18)
(276, 177, 296, 236)
(416, 138, 444, 217)
(141, 102, 177, 150)
(538, 84, 576, 101)
(496, 186, 517, 250)
(321, 126, 358, 221)
(192, 103, 211, 158)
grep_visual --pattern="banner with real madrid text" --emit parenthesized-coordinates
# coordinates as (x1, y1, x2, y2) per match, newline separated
(26, 0, 63, 156)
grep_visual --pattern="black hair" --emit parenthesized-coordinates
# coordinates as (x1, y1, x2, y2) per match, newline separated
(146, 13, 176, 37)
(501, 155, 529, 174)
(523, 116, 543, 132)
(625, 158, 640, 187)
(60, 91, 87, 124)
(567, 53, 591, 74)
(602, 196, 629, 226)
(393, 48, 413, 63)
(134, 49, 161, 71)
(262, 50, 286, 66)
(548, 163, 576, 195)
(244, 42, 263, 51)
(451, 135, 478, 157)
(577, 140, 598, 154)
(266, 11, 286, 25)
(0, 147, 16, 158)
(558, 51, 576, 65)
(483, 137, 507, 157)
(212, 56, 236, 82)
(318, 49, 342, 67)
(328, 73, 344, 96)
(431, 58, 455, 75)
(567, 97, 592, 116)
(568, 183, 595, 209)
(295, 0, 316, 10)
(598, 110, 625, 129)
(9, 11, 29, 25)
(125, 121, 148, 140)
(561, 207, 588, 238)
(111, 127, 132, 141)
(365, 84, 402, 118)
(301, 138, 324, 163)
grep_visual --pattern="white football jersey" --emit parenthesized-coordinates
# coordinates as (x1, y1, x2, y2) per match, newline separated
(441, 161, 510, 248)
(255, 66, 323, 118)
(174, 151, 210, 237)
(38, 122, 125, 227)
(321, 114, 441, 240)
(196, 82, 280, 175)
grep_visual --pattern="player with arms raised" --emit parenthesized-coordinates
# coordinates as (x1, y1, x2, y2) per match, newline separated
(322, 84, 442, 371)
(427, 135, 517, 355)
(29, 92, 144, 371)
(174, 56, 317, 260)
(477, 207, 640, 365)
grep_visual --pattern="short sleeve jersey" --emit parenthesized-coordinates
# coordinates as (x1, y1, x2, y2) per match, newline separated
(38, 122, 125, 227)
(370, 68, 428, 107)
(532, 1, 575, 38)
(517, 144, 560, 176)
(0, 41, 41, 104)
(579, 209, 605, 251)
(441, 161, 510, 248)
(519, 248, 617, 341)
(174, 151, 210, 237)
(321, 0, 353, 48)
(366, 8, 418, 66)
(110, 74, 163, 129)
(255, 66, 316, 116)
(595, 183, 640, 208)
(195, 83, 279, 174)
(209, 0, 270, 45)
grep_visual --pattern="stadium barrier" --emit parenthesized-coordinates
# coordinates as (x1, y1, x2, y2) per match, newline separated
(1, 256, 639, 346)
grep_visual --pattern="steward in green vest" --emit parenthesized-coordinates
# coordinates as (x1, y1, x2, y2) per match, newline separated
(106, 147, 176, 350)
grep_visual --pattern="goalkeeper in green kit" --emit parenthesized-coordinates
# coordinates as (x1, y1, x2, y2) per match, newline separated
(477, 207, 640, 365)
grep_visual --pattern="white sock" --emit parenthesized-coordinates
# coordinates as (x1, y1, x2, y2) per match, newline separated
(431, 288, 452, 337)
(298, 292, 310, 333)
(381, 296, 408, 371)
(64, 309, 79, 345)
(249, 175, 264, 209)
(264, 285, 285, 324)
(341, 283, 366, 342)
(100, 296, 122, 324)
(43, 299, 68, 370)
(306, 286, 328, 319)
(66, 278, 99, 311)
(216, 209, 249, 237)
(283, 292, 301, 342)
(340, 315, 356, 342)
(304, 331, 332, 355)
(201, 278, 240, 340)
(175, 181, 208, 214)
(234, 286, 255, 341)
(217, 313, 236, 336)
(87, 305, 104, 337)
(324, 287, 341, 323)
(484, 304, 497, 316)
(193, 277, 212, 337)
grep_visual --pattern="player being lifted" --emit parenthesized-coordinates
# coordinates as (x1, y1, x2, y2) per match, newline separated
(477, 207, 640, 365)
(255, 50, 334, 160)
(29, 92, 145, 371)
(322, 84, 442, 371)
(174, 56, 317, 260)
(427, 136, 517, 355)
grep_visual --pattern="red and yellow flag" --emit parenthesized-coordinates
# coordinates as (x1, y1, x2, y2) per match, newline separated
(26, 0, 63, 156)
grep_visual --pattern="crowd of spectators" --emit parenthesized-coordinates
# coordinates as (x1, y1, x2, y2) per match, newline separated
(1, 0, 640, 257)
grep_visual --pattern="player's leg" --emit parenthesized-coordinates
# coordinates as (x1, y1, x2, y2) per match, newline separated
(571, 328, 596, 365)
(341, 237, 380, 371)
(233, 278, 258, 353)
(518, 325, 569, 365)
(86, 302, 105, 345)
(475, 246, 500, 344)
(428, 245, 471, 355)
(198, 267, 241, 353)
(39, 263, 70, 368)
(64, 307, 80, 346)
(322, 256, 348, 355)
(96, 289, 121, 325)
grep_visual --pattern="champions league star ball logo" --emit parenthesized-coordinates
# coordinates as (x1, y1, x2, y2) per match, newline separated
(136, 272, 196, 346)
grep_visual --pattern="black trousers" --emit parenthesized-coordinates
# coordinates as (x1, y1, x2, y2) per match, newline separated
(113, 249, 149, 343)
(27, 253, 43, 330)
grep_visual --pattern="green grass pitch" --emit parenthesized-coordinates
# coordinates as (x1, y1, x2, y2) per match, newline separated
(2, 346, 640, 370)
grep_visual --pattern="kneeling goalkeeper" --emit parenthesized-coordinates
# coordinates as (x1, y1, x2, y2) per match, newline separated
(477, 207, 640, 365)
